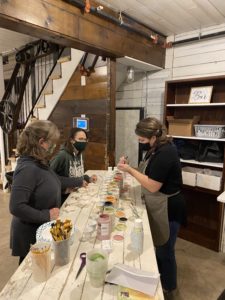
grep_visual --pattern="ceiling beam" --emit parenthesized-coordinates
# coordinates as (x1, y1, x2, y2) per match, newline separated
(0, 0, 165, 67)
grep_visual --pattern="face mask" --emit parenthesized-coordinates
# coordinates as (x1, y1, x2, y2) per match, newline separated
(139, 142, 151, 151)
(73, 141, 87, 152)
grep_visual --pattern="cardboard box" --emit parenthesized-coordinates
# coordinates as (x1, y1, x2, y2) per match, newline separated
(167, 116, 200, 136)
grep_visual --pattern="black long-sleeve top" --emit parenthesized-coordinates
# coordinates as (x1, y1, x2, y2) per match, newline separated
(9, 155, 83, 257)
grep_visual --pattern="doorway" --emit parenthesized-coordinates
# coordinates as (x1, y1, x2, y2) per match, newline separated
(116, 107, 144, 167)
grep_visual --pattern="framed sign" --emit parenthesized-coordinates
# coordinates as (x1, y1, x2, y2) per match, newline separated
(189, 86, 213, 104)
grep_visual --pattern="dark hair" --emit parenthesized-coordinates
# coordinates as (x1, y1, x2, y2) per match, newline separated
(135, 117, 172, 150)
(17, 120, 60, 164)
(64, 127, 88, 155)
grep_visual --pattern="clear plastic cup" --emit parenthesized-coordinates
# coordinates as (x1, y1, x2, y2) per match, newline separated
(30, 242, 51, 282)
(86, 249, 108, 287)
(53, 237, 70, 266)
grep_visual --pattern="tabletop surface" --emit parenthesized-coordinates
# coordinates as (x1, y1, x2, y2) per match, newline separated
(0, 170, 164, 300)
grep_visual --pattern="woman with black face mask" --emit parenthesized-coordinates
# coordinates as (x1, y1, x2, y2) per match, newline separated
(118, 117, 186, 298)
(50, 128, 97, 204)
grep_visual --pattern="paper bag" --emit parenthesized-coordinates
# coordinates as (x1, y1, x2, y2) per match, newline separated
(105, 264, 160, 297)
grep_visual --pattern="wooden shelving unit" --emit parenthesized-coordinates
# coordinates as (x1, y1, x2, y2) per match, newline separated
(167, 103, 225, 107)
(180, 159, 223, 169)
(164, 75, 225, 251)
(169, 135, 225, 142)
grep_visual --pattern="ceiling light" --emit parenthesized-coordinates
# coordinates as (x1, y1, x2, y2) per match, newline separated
(126, 66, 134, 83)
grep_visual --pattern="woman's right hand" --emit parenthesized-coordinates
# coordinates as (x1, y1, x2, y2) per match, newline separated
(50, 207, 60, 220)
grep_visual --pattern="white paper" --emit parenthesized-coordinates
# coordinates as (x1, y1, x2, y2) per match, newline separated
(81, 75, 86, 86)
(105, 264, 160, 297)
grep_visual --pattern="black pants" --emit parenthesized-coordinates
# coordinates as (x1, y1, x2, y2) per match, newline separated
(19, 256, 25, 265)
(156, 221, 180, 291)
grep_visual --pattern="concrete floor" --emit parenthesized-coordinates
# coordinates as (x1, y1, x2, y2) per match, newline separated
(0, 190, 225, 299)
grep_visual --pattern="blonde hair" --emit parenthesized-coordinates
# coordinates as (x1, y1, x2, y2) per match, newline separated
(17, 120, 60, 163)
(135, 117, 171, 146)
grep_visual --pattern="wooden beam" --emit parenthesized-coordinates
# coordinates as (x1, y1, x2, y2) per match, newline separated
(107, 58, 116, 167)
(0, 0, 165, 67)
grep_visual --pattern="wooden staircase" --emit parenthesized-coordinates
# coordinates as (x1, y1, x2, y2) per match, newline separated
(1, 45, 84, 190)
(34, 48, 84, 121)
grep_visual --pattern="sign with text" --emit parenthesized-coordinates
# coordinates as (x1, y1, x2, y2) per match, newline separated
(189, 86, 213, 104)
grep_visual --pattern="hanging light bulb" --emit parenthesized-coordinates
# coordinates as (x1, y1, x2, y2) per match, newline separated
(126, 66, 134, 83)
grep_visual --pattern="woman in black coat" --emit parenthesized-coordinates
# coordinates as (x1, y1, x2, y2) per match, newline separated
(10, 120, 82, 264)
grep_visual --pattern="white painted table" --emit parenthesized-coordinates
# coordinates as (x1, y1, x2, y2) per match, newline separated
(0, 171, 164, 300)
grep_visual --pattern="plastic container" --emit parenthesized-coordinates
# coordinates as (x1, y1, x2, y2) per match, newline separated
(97, 214, 111, 240)
(131, 219, 144, 255)
(86, 249, 108, 287)
(30, 242, 51, 282)
(104, 207, 115, 230)
(53, 237, 70, 266)
(194, 124, 225, 138)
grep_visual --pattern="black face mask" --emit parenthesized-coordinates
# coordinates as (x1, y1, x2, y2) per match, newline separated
(139, 142, 151, 151)
(73, 141, 87, 152)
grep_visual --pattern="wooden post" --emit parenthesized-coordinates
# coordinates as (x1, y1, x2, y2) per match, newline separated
(107, 58, 116, 167)
(0, 55, 7, 191)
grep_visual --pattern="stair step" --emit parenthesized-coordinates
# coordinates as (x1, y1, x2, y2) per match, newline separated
(35, 95, 46, 109)
(33, 108, 39, 119)
(36, 103, 46, 109)
(49, 74, 61, 80)
(57, 48, 71, 63)
(49, 63, 61, 80)
(43, 80, 53, 95)
(57, 56, 71, 63)
(43, 91, 53, 96)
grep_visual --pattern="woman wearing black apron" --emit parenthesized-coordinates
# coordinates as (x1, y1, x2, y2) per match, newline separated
(118, 117, 186, 298)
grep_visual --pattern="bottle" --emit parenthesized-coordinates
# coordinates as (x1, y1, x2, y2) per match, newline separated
(97, 214, 111, 240)
(131, 219, 144, 254)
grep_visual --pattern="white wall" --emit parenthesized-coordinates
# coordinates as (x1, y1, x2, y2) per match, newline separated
(166, 23, 225, 79)
(115, 23, 225, 165)
(116, 23, 225, 120)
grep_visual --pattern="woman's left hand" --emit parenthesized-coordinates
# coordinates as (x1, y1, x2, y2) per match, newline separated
(117, 163, 131, 173)
(90, 174, 97, 183)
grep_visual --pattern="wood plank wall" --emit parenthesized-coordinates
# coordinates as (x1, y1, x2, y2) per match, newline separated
(117, 24, 225, 119)
(49, 60, 115, 170)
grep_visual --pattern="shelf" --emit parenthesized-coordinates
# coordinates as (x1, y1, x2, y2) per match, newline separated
(167, 103, 225, 107)
(180, 159, 223, 169)
(183, 184, 221, 195)
(165, 77, 225, 252)
(171, 135, 225, 142)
